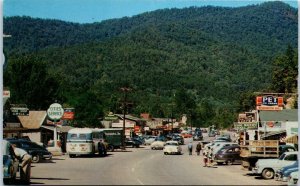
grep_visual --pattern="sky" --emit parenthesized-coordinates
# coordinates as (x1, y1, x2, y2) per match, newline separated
(3, 0, 298, 23)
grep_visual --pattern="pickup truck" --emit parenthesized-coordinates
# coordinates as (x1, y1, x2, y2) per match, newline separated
(252, 151, 298, 179)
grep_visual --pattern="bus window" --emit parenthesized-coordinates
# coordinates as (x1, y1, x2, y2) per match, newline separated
(79, 134, 87, 139)
(92, 132, 100, 139)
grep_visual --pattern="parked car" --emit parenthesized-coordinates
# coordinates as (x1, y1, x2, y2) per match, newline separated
(6, 139, 52, 163)
(208, 130, 216, 137)
(181, 132, 192, 138)
(275, 161, 298, 181)
(212, 142, 239, 155)
(214, 146, 242, 165)
(125, 138, 142, 148)
(163, 141, 182, 155)
(252, 151, 298, 179)
(3, 140, 19, 184)
(288, 171, 298, 186)
(279, 145, 296, 156)
(172, 135, 184, 145)
(144, 136, 156, 145)
(133, 136, 145, 145)
(151, 139, 165, 150)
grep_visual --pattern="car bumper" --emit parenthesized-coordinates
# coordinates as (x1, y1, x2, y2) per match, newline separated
(42, 154, 52, 159)
(252, 167, 261, 174)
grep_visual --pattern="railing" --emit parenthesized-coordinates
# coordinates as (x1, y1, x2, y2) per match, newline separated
(240, 140, 279, 157)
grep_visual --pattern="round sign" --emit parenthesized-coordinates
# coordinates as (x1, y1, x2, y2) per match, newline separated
(47, 103, 64, 120)
(267, 121, 274, 128)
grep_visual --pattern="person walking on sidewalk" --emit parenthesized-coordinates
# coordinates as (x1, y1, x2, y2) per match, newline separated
(196, 142, 202, 156)
(188, 142, 193, 155)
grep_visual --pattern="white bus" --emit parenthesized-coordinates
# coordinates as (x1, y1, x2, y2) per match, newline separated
(66, 128, 106, 158)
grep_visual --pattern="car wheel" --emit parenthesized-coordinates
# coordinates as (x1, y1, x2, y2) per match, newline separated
(32, 154, 40, 163)
(217, 162, 223, 165)
(164, 152, 168, 155)
(262, 168, 274, 179)
(226, 160, 233, 165)
(69, 154, 75, 158)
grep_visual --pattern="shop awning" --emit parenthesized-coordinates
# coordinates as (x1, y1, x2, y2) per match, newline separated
(285, 135, 298, 144)
(261, 130, 286, 139)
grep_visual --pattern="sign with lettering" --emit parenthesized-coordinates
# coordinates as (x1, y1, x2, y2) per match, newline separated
(62, 108, 75, 120)
(234, 122, 258, 130)
(47, 103, 64, 120)
(256, 96, 283, 110)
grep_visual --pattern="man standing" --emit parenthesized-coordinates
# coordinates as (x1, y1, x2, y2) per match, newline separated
(188, 142, 193, 155)
(196, 142, 202, 156)
(11, 144, 32, 184)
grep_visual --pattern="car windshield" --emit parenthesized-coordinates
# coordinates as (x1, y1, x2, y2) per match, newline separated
(279, 153, 286, 160)
(166, 142, 178, 146)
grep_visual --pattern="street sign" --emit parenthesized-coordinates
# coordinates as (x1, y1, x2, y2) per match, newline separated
(47, 103, 64, 120)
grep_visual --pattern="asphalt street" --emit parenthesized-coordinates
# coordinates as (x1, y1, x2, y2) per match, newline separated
(19, 134, 284, 185)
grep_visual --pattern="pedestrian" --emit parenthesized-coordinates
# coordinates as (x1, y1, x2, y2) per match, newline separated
(11, 144, 32, 184)
(188, 142, 193, 155)
(203, 148, 208, 167)
(208, 147, 214, 167)
(196, 142, 202, 156)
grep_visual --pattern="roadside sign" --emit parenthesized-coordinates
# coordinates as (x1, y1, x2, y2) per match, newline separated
(10, 104, 29, 116)
(47, 103, 64, 120)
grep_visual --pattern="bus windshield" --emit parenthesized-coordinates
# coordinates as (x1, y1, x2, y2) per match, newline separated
(67, 133, 92, 141)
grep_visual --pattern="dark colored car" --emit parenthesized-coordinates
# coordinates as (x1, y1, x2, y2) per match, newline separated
(274, 160, 299, 181)
(214, 146, 242, 165)
(125, 138, 143, 148)
(279, 145, 296, 156)
(208, 130, 216, 137)
(3, 140, 19, 184)
(6, 139, 52, 163)
(172, 135, 184, 145)
(193, 131, 203, 141)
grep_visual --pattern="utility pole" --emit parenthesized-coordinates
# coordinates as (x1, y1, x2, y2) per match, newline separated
(120, 87, 131, 150)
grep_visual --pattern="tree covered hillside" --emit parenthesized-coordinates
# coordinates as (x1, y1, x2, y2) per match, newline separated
(3, 1, 298, 128)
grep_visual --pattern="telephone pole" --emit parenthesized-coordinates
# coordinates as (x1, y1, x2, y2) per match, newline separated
(120, 87, 131, 150)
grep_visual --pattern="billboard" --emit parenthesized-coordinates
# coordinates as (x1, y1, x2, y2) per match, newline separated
(256, 96, 283, 110)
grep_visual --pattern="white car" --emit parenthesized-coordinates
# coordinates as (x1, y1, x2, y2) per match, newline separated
(151, 140, 165, 150)
(144, 136, 156, 145)
(288, 171, 298, 185)
(253, 151, 298, 179)
(163, 141, 182, 155)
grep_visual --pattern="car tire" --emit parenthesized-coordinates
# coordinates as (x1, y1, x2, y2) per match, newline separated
(262, 168, 274, 179)
(217, 162, 223, 165)
(164, 152, 168, 155)
(226, 160, 233, 165)
(69, 154, 75, 158)
(32, 154, 40, 163)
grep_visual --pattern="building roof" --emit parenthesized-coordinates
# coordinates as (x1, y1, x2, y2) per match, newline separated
(41, 125, 74, 133)
(259, 109, 298, 122)
(18, 111, 47, 129)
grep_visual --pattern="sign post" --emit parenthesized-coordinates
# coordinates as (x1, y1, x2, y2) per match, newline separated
(47, 103, 64, 148)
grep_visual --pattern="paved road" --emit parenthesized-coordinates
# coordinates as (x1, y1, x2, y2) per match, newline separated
(18, 133, 284, 185)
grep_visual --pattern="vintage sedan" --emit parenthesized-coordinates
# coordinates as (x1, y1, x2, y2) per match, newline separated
(3, 140, 19, 184)
(163, 141, 182, 155)
(151, 139, 165, 150)
(288, 171, 298, 186)
(214, 146, 242, 165)
(253, 151, 298, 179)
(7, 139, 52, 163)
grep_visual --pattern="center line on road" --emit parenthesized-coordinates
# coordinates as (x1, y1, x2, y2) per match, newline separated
(137, 178, 144, 185)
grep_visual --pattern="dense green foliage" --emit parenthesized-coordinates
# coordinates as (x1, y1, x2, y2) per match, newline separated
(3, 1, 298, 128)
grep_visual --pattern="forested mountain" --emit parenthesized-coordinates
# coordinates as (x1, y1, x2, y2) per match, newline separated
(3, 1, 298, 128)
